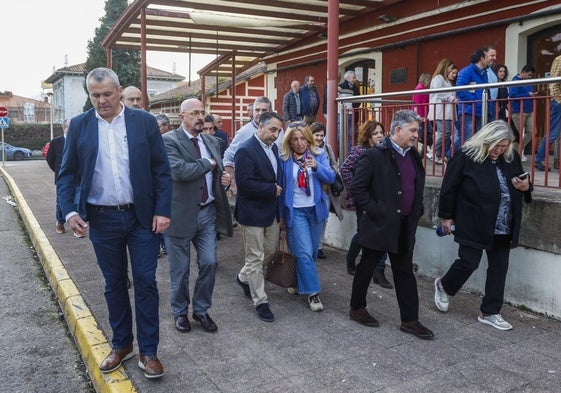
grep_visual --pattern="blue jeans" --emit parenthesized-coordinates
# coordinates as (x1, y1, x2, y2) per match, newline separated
(536, 100, 561, 163)
(434, 120, 456, 159)
(286, 207, 323, 295)
(87, 205, 160, 356)
(453, 115, 482, 156)
(164, 204, 217, 316)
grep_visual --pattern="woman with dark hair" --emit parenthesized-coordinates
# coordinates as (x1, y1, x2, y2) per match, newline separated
(340, 120, 392, 288)
(280, 122, 335, 311)
(435, 120, 532, 330)
(310, 122, 343, 260)
(493, 64, 509, 121)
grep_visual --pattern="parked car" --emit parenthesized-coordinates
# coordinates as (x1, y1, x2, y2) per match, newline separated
(1, 142, 32, 161)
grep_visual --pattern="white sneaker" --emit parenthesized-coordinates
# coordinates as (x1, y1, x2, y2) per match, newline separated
(521, 155, 527, 162)
(425, 152, 433, 160)
(308, 294, 324, 312)
(434, 277, 449, 312)
(287, 287, 298, 295)
(434, 156, 443, 165)
(478, 314, 513, 330)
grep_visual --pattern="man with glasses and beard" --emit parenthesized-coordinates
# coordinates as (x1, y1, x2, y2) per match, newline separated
(162, 98, 232, 335)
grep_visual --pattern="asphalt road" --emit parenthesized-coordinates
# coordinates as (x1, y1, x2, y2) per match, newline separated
(0, 174, 94, 393)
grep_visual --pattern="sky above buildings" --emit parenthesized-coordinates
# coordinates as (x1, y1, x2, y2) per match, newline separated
(3, 0, 214, 99)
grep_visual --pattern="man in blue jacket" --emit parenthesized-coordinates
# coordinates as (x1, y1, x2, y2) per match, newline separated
(509, 65, 537, 161)
(57, 67, 172, 379)
(300, 75, 320, 123)
(453, 46, 496, 155)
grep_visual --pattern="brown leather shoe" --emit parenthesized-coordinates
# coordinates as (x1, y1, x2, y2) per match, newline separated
(55, 222, 66, 234)
(349, 307, 379, 327)
(99, 344, 134, 373)
(400, 320, 434, 340)
(138, 355, 164, 379)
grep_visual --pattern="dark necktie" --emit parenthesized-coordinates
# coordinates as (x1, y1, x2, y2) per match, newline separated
(191, 137, 209, 204)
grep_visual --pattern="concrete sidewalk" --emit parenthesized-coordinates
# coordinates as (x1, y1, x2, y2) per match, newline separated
(3, 160, 561, 393)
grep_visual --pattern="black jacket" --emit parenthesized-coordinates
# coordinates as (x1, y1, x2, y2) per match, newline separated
(351, 137, 425, 255)
(46, 135, 65, 183)
(438, 150, 532, 249)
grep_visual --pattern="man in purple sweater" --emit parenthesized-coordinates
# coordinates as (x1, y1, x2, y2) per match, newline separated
(348, 109, 433, 340)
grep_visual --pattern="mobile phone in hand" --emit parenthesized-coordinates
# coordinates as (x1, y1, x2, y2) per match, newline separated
(518, 172, 529, 180)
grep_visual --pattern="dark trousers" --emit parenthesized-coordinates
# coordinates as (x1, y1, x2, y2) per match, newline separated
(350, 220, 419, 322)
(441, 235, 511, 315)
(346, 210, 387, 271)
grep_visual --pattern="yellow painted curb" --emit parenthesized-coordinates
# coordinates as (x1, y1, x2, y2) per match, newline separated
(1, 168, 137, 393)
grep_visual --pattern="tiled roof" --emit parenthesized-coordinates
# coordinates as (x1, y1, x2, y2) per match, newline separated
(0, 91, 49, 108)
(45, 63, 185, 83)
(149, 63, 266, 106)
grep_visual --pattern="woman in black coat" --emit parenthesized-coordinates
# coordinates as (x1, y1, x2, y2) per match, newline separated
(434, 120, 532, 331)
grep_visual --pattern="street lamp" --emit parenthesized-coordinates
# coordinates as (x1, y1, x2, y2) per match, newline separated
(46, 91, 54, 141)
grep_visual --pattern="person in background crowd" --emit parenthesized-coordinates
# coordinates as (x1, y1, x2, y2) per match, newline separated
(155, 113, 171, 257)
(413, 72, 432, 157)
(338, 70, 361, 151)
(234, 112, 284, 322)
(509, 64, 537, 162)
(223, 97, 280, 196)
(435, 120, 532, 331)
(349, 110, 433, 340)
(427, 59, 458, 165)
(493, 64, 509, 121)
(122, 86, 143, 109)
(47, 118, 70, 235)
(162, 98, 232, 336)
(534, 54, 561, 172)
(203, 114, 227, 157)
(156, 113, 170, 135)
(57, 67, 172, 378)
(300, 74, 321, 123)
(310, 121, 343, 260)
(212, 114, 230, 146)
(282, 80, 302, 124)
(340, 120, 392, 289)
(454, 46, 496, 151)
(280, 122, 335, 311)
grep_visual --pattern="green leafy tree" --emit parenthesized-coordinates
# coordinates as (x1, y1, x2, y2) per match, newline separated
(83, 0, 141, 111)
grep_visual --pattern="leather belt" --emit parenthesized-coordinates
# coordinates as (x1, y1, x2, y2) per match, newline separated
(90, 203, 134, 211)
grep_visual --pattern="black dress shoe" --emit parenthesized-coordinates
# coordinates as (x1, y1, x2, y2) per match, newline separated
(236, 275, 252, 299)
(349, 307, 379, 327)
(174, 315, 191, 333)
(400, 320, 434, 340)
(317, 249, 327, 259)
(193, 313, 218, 333)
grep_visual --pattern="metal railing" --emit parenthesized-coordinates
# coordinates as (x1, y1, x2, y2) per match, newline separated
(336, 76, 561, 189)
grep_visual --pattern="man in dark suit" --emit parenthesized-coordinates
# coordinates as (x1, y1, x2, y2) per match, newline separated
(57, 68, 172, 378)
(234, 112, 284, 322)
(162, 98, 232, 335)
(349, 109, 434, 340)
(46, 118, 69, 234)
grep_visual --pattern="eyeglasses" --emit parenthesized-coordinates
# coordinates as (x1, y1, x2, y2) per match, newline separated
(182, 110, 207, 117)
